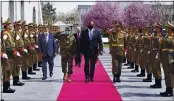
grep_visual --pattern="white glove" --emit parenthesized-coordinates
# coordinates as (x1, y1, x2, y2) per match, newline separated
(16, 35, 20, 40)
(3, 35, 8, 40)
(30, 34, 33, 38)
(134, 49, 136, 51)
(170, 59, 174, 63)
(24, 34, 28, 38)
(35, 45, 38, 48)
(148, 51, 150, 54)
(55, 39, 58, 42)
(155, 53, 159, 59)
(140, 49, 143, 52)
(16, 52, 21, 57)
(24, 49, 28, 53)
(2, 53, 8, 59)
(36, 35, 38, 37)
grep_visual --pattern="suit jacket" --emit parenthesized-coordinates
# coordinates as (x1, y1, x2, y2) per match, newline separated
(80, 28, 103, 56)
(38, 33, 56, 57)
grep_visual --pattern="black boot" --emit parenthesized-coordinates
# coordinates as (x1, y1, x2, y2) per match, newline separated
(150, 79, 162, 88)
(137, 69, 145, 77)
(28, 67, 36, 75)
(13, 76, 25, 86)
(38, 61, 42, 67)
(124, 61, 130, 66)
(131, 65, 139, 72)
(127, 62, 134, 69)
(115, 75, 121, 83)
(160, 87, 173, 97)
(33, 63, 40, 71)
(143, 73, 152, 82)
(113, 74, 116, 83)
(3, 81, 15, 93)
(22, 71, 31, 80)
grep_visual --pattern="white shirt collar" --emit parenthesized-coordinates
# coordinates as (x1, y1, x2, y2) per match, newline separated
(88, 28, 94, 32)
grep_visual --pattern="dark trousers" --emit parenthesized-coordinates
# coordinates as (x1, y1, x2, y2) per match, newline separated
(75, 53, 81, 66)
(42, 55, 54, 78)
(84, 51, 98, 79)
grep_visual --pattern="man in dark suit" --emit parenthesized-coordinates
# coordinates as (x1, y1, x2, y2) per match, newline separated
(74, 27, 82, 67)
(38, 25, 56, 80)
(80, 21, 103, 82)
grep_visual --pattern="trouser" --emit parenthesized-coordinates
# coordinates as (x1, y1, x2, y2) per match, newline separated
(112, 54, 124, 76)
(1, 58, 11, 81)
(84, 51, 98, 79)
(139, 49, 145, 69)
(21, 53, 30, 71)
(61, 54, 73, 75)
(42, 55, 54, 78)
(161, 51, 173, 88)
(12, 56, 21, 77)
(75, 52, 81, 65)
(145, 50, 151, 74)
(151, 50, 162, 79)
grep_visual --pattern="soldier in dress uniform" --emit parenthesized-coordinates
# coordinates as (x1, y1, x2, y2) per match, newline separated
(124, 27, 131, 66)
(33, 24, 40, 71)
(37, 24, 43, 67)
(58, 27, 76, 83)
(21, 21, 31, 80)
(109, 21, 125, 83)
(131, 26, 140, 73)
(28, 23, 36, 75)
(159, 21, 173, 97)
(1, 19, 15, 93)
(149, 22, 162, 88)
(142, 25, 152, 82)
(12, 20, 25, 86)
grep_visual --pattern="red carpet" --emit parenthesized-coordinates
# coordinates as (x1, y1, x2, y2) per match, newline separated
(57, 57, 122, 101)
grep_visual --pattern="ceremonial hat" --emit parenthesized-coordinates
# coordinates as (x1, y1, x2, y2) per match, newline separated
(132, 25, 138, 29)
(166, 21, 174, 29)
(15, 20, 22, 25)
(3, 18, 11, 25)
(146, 24, 151, 28)
(22, 21, 28, 26)
(154, 22, 162, 28)
(28, 23, 33, 27)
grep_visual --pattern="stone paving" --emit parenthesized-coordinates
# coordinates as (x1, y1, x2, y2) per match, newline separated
(0, 48, 173, 101)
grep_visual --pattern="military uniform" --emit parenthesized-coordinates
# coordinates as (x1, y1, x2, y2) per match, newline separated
(109, 22, 125, 83)
(142, 25, 152, 82)
(28, 23, 36, 75)
(150, 22, 162, 88)
(12, 21, 25, 86)
(1, 19, 15, 93)
(159, 21, 173, 97)
(58, 27, 76, 83)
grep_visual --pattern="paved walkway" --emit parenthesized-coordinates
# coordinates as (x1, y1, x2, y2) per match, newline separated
(0, 48, 173, 101)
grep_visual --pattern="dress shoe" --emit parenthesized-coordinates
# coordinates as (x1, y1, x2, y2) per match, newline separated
(3, 87, 15, 93)
(85, 78, 89, 83)
(42, 77, 47, 80)
(90, 78, 94, 82)
(50, 72, 53, 77)
(160, 87, 173, 97)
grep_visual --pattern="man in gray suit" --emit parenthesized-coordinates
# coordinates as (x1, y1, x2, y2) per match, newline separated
(38, 25, 56, 80)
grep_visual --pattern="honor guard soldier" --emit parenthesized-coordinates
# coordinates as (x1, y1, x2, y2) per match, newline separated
(28, 23, 36, 75)
(159, 21, 173, 97)
(21, 21, 31, 80)
(1, 19, 15, 93)
(131, 26, 140, 73)
(124, 27, 131, 66)
(37, 24, 43, 67)
(58, 27, 76, 83)
(149, 22, 162, 88)
(109, 21, 125, 83)
(12, 20, 25, 86)
(33, 23, 40, 71)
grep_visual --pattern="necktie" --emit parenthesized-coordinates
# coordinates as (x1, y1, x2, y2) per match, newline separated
(90, 31, 92, 40)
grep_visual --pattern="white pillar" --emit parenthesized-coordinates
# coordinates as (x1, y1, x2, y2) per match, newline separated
(21, 0, 24, 21)
(9, 0, 15, 23)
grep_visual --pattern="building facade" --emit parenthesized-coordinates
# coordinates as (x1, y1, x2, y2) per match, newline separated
(1, 0, 43, 24)
(77, 5, 92, 27)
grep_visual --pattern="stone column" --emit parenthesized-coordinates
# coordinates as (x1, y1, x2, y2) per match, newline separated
(21, 0, 24, 21)
(9, 0, 15, 23)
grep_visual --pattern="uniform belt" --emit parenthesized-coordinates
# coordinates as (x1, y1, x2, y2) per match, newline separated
(162, 49, 171, 52)
(153, 48, 158, 51)
(112, 44, 124, 47)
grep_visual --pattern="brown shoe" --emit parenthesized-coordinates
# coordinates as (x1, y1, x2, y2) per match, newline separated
(63, 73, 68, 81)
